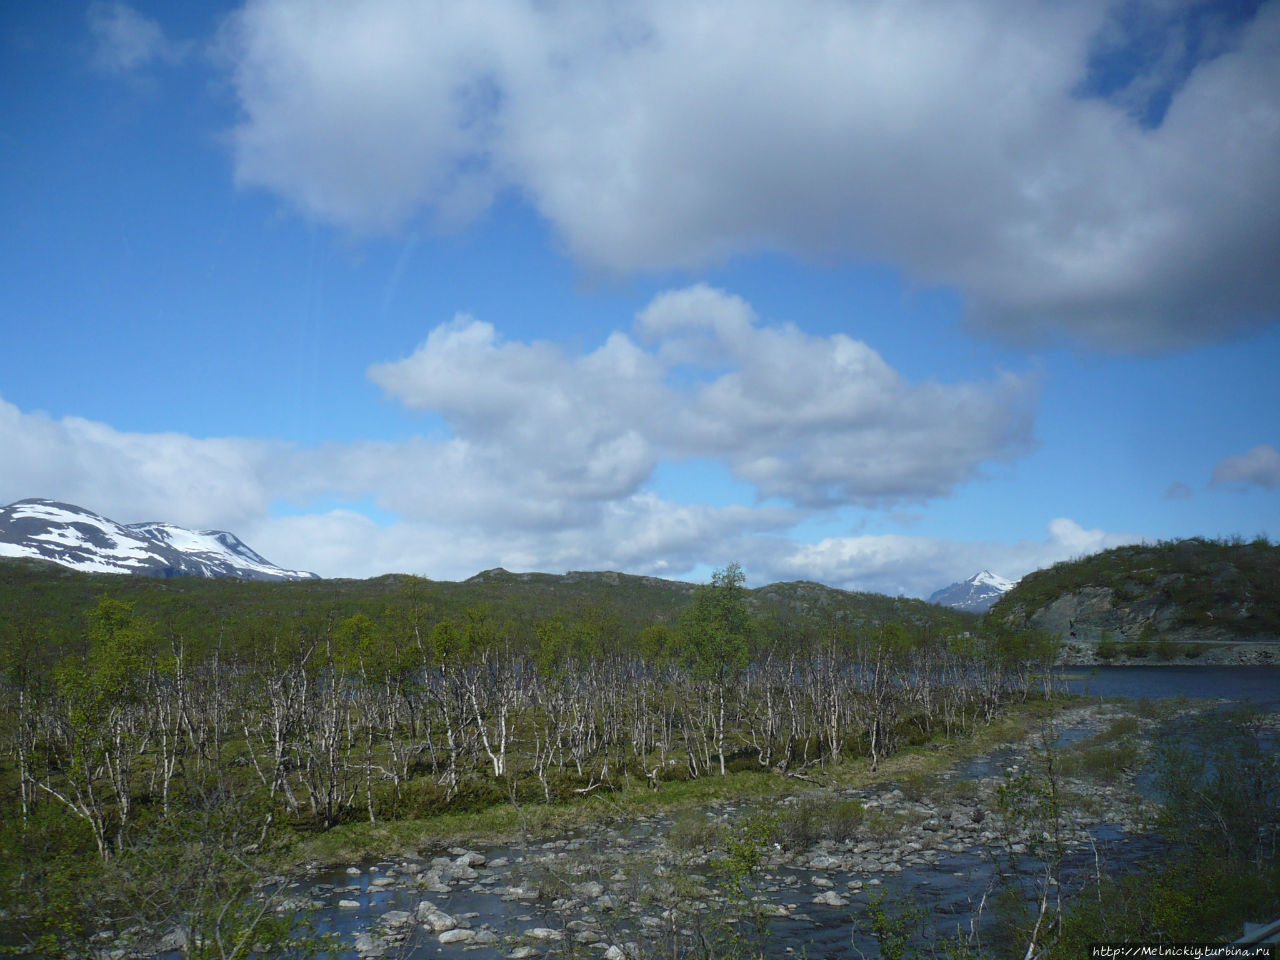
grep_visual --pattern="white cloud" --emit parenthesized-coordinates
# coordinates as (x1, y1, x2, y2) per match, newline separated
(369, 285, 1038, 510)
(0, 387, 1134, 594)
(222, 0, 1280, 351)
(1211, 444, 1280, 489)
(0, 283, 1037, 584)
(88, 3, 184, 72)
(0, 397, 276, 531)
(762, 517, 1144, 598)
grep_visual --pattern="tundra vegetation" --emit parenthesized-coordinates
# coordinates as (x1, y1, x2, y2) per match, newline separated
(0, 560, 1060, 956)
(2, 559, 1274, 959)
(991, 535, 1280, 640)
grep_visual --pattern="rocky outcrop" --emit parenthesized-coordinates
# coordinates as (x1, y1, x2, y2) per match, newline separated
(992, 539, 1280, 660)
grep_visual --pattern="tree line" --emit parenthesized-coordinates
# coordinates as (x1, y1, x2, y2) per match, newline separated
(4, 565, 1056, 852)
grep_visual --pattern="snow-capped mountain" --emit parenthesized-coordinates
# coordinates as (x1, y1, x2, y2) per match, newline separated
(927, 570, 1016, 613)
(0, 499, 317, 581)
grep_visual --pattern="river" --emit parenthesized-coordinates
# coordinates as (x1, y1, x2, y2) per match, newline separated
(268, 666, 1275, 960)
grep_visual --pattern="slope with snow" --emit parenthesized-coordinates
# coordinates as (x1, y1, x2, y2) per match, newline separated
(927, 569, 1016, 613)
(0, 499, 317, 581)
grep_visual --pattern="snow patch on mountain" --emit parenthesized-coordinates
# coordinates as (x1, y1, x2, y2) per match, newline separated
(0, 499, 317, 581)
(928, 569, 1016, 613)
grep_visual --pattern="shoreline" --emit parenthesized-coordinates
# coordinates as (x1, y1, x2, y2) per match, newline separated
(1055, 640, 1280, 667)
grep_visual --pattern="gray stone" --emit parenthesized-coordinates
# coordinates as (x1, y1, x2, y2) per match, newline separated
(502, 884, 540, 901)
(439, 928, 476, 944)
(156, 926, 191, 951)
(338, 899, 361, 908)
(525, 927, 562, 941)
(454, 851, 487, 868)
(353, 932, 388, 958)
(416, 900, 458, 933)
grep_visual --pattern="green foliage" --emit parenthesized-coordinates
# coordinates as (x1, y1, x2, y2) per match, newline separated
(1050, 860, 1280, 952)
(772, 796, 866, 849)
(56, 597, 154, 723)
(667, 809, 726, 852)
(1151, 708, 1280, 867)
(713, 810, 777, 957)
(0, 804, 104, 953)
(0, 555, 1049, 957)
(979, 623, 1059, 668)
(862, 888, 930, 960)
(677, 563, 754, 681)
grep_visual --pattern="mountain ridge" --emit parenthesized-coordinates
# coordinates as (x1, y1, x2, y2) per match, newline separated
(0, 498, 317, 582)
(928, 569, 1016, 613)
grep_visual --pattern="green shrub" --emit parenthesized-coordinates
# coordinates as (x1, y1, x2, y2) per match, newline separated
(668, 809, 725, 852)
(772, 796, 866, 849)
(820, 799, 866, 843)
(1096, 638, 1118, 660)
(1079, 743, 1139, 784)
(1093, 715, 1140, 742)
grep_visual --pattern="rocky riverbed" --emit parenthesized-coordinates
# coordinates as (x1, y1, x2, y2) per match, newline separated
(250, 702, 1166, 960)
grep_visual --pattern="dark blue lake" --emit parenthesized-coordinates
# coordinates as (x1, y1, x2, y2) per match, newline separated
(1056, 664, 1280, 709)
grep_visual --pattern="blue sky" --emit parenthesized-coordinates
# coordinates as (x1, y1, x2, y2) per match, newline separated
(2, 0, 1278, 595)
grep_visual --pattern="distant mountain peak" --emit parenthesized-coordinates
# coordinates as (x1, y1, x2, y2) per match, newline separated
(0, 499, 317, 581)
(928, 569, 1017, 613)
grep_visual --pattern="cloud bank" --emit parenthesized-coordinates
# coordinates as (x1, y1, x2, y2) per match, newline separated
(0, 286, 1072, 591)
(222, 0, 1280, 351)
(368, 285, 1037, 510)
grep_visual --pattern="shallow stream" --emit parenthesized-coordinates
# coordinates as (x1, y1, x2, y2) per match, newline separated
(250, 667, 1277, 959)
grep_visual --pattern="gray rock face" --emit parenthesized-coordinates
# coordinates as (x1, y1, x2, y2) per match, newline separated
(1030, 586, 1117, 640)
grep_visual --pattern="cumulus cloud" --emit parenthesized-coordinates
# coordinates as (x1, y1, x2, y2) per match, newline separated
(369, 285, 1038, 510)
(221, 0, 1280, 351)
(761, 517, 1144, 598)
(0, 392, 796, 579)
(0, 389, 1133, 593)
(88, 3, 184, 72)
(1211, 444, 1280, 489)
(1164, 481, 1193, 499)
(0, 283, 1039, 583)
(0, 397, 277, 531)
